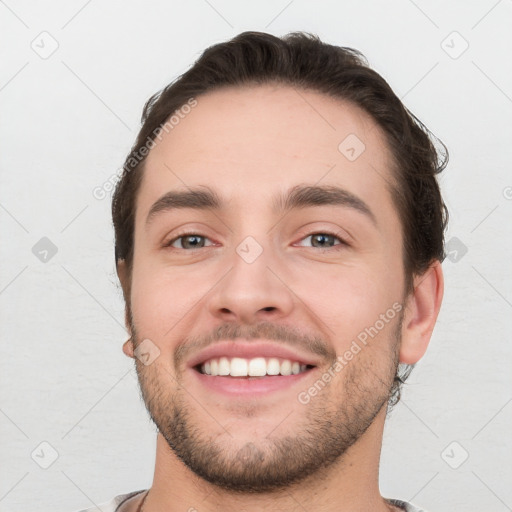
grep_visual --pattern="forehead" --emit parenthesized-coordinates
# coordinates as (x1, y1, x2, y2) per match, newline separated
(137, 84, 397, 222)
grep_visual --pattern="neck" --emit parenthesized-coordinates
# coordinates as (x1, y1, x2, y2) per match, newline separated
(142, 407, 396, 512)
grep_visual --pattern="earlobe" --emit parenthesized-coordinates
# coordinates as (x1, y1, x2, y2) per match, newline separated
(399, 260, 444, 364)
(123, 338, 135, 358)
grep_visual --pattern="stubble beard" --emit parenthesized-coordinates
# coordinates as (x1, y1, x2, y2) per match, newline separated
(130, 312, 402, 494)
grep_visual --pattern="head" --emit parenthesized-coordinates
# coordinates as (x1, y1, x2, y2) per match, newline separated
(112, 31, 447, 492)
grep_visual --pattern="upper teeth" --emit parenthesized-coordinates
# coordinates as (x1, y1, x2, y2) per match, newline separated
(200, 357, 308, 377)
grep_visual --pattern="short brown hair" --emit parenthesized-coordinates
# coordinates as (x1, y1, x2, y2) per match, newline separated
(112, 31, 449, 407)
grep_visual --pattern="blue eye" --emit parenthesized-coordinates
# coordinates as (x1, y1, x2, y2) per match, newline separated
(164, 231, 347, 251)
(297, 232, 347, 250)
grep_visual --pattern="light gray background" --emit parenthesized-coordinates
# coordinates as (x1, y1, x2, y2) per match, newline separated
(1, 1, 511, 511)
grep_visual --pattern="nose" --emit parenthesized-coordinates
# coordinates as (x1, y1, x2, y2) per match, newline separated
(206, 238, 295, 325)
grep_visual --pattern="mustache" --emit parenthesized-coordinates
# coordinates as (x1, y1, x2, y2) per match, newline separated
(173, 321, 334, 368)
(128, 306, 336, 370)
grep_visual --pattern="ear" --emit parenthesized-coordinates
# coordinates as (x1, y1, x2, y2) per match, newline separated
(116, 259, 130, 303)
(399, 260, 444, 364)
(117, 259, 134, 341)
(122, 338, 135, 358)
(117, 260, 135, 359)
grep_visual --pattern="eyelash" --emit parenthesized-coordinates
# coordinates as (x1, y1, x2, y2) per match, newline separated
(163, 231, 348, 252)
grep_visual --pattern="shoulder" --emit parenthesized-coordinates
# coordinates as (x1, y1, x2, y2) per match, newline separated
(387, 498, 430, 511)
(71, 490, 147, 512)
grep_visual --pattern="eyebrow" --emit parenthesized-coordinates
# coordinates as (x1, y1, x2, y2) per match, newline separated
(145, 184, 377, 228)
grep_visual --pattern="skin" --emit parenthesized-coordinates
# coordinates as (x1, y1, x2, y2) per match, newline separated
(116, 84, 444, 512)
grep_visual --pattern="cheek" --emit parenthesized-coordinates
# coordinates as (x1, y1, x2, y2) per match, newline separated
(129, 263, 189, 339)
(292, 262, 401, 344)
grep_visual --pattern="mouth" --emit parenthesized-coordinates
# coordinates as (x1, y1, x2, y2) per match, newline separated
(194, 356, 316, 378)
(190, 356, 318, 396)
(186, 340, 322, 396)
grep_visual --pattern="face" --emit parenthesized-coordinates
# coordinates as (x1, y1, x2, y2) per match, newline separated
(125, 84, 407, 492)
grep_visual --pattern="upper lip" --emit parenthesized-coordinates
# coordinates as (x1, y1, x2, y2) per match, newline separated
(187, 340, 322, 369)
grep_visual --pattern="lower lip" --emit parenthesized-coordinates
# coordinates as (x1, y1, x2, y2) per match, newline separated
(190, 368, 316, 396)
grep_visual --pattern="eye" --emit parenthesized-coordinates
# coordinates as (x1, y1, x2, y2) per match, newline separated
(163, 231, 348, 252)
(164, 233, 214, 250)
(296, 232, 348, 251)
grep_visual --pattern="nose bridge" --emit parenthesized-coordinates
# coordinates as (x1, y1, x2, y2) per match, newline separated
(207, 229, 294, 323)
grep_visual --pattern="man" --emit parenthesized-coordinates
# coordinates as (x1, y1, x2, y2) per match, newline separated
(78, 31, 447, 512)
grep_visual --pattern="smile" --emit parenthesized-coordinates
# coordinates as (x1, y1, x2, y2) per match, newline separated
(197, 356, 314, 377)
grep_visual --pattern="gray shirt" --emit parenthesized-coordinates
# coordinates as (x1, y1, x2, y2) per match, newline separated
(74, 490, 429, 511)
